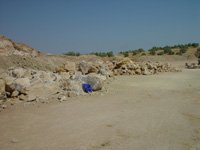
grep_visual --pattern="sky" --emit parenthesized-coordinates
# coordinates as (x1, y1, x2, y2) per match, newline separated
(0, 0, 200, 54)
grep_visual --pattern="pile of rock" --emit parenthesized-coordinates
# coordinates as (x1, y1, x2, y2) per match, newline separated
(56, 58, 181, 76)
(185, 62, 200, 69)
(0, 67, 106, 107)
(0, 58, 181, 109)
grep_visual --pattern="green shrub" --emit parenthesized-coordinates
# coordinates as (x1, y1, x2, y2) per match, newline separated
(163, 46, 172, 54)
(149, 49, 156, 55)
(168, 50, 174, 55)
(141, 53, 146, 56)
(124, 52, 129, 57)
(76, 52, 80, 56)
(180, 47, 188, 53)
(176, 52, 182, 55)
(192, 43, 199, 48)
(187, 43, 192, 47)
(132, 50, 139, 55)
(138, 48, 144, 52)
(157, 51, 164, 55)
(195, 48, 200, 58)
(107, 51, 114, 57)
(63, 51, 78, 56)
(89, 51, 114, 57)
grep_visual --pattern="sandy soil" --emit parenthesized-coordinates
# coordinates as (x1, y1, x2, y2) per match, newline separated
(0, 69, 200, 150)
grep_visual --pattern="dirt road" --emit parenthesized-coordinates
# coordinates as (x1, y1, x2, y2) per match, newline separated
(0, 69, 200, 150)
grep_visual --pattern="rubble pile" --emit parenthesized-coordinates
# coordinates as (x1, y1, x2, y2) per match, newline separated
(185, 62, 200, 69)
(56, 58, 181, 76)
(0, 58, 181, 109)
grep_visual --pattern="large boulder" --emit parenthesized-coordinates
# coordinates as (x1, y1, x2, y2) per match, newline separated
(5, 77, 31, 94)
(25, 81, 61, 101)
(77, 73, 104, 91)
(5, 83, 26, 94)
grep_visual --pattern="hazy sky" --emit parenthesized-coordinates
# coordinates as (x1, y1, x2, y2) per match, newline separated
(0, 0, 200, 54)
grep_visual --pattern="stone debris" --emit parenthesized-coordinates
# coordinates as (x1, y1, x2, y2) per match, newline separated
(0, 58, 181, 109)
(1, 105, 7, 109)
(185, 62, 200, 69)
(10, 138, 19, 143)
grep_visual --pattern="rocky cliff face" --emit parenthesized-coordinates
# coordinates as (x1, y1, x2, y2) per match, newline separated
(0, 34, 42, 57)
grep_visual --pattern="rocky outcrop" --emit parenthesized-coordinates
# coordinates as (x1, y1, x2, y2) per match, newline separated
(0, 34, 42, 57)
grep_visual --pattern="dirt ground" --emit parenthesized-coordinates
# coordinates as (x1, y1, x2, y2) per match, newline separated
(0, 67, 200, 150)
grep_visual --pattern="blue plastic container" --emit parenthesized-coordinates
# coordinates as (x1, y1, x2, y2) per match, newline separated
(82, 84, 92, 93)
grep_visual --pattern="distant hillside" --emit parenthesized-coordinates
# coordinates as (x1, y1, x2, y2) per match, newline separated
(117, 44, 199, 60)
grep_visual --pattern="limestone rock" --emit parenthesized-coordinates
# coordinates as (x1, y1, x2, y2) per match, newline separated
(11, 90, 19, 97)
(67, 91, 77, 97)
(135, 69, 142, 75)
(64, 61, 76, 72)
(10, 68, 26, 78)
(59, 96, 67, 102)
(19, 94, 28, 101)
(64, 79, 84, 95)
(88, 66, 98, 74)
(79, 60, 89, 75)
(58, 72, 70, 81)
(27, 94, 37, 102)
(5, 76, 15, 85)
(77, 73, 104, 91)
(15, 78, 30, 88)
(39, 71, 55, 83)
(0, 79, 5, 99)
(5, 83, 26, 94)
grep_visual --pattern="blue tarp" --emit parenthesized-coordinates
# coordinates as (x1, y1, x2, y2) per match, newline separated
(82, 84, 92, 93)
